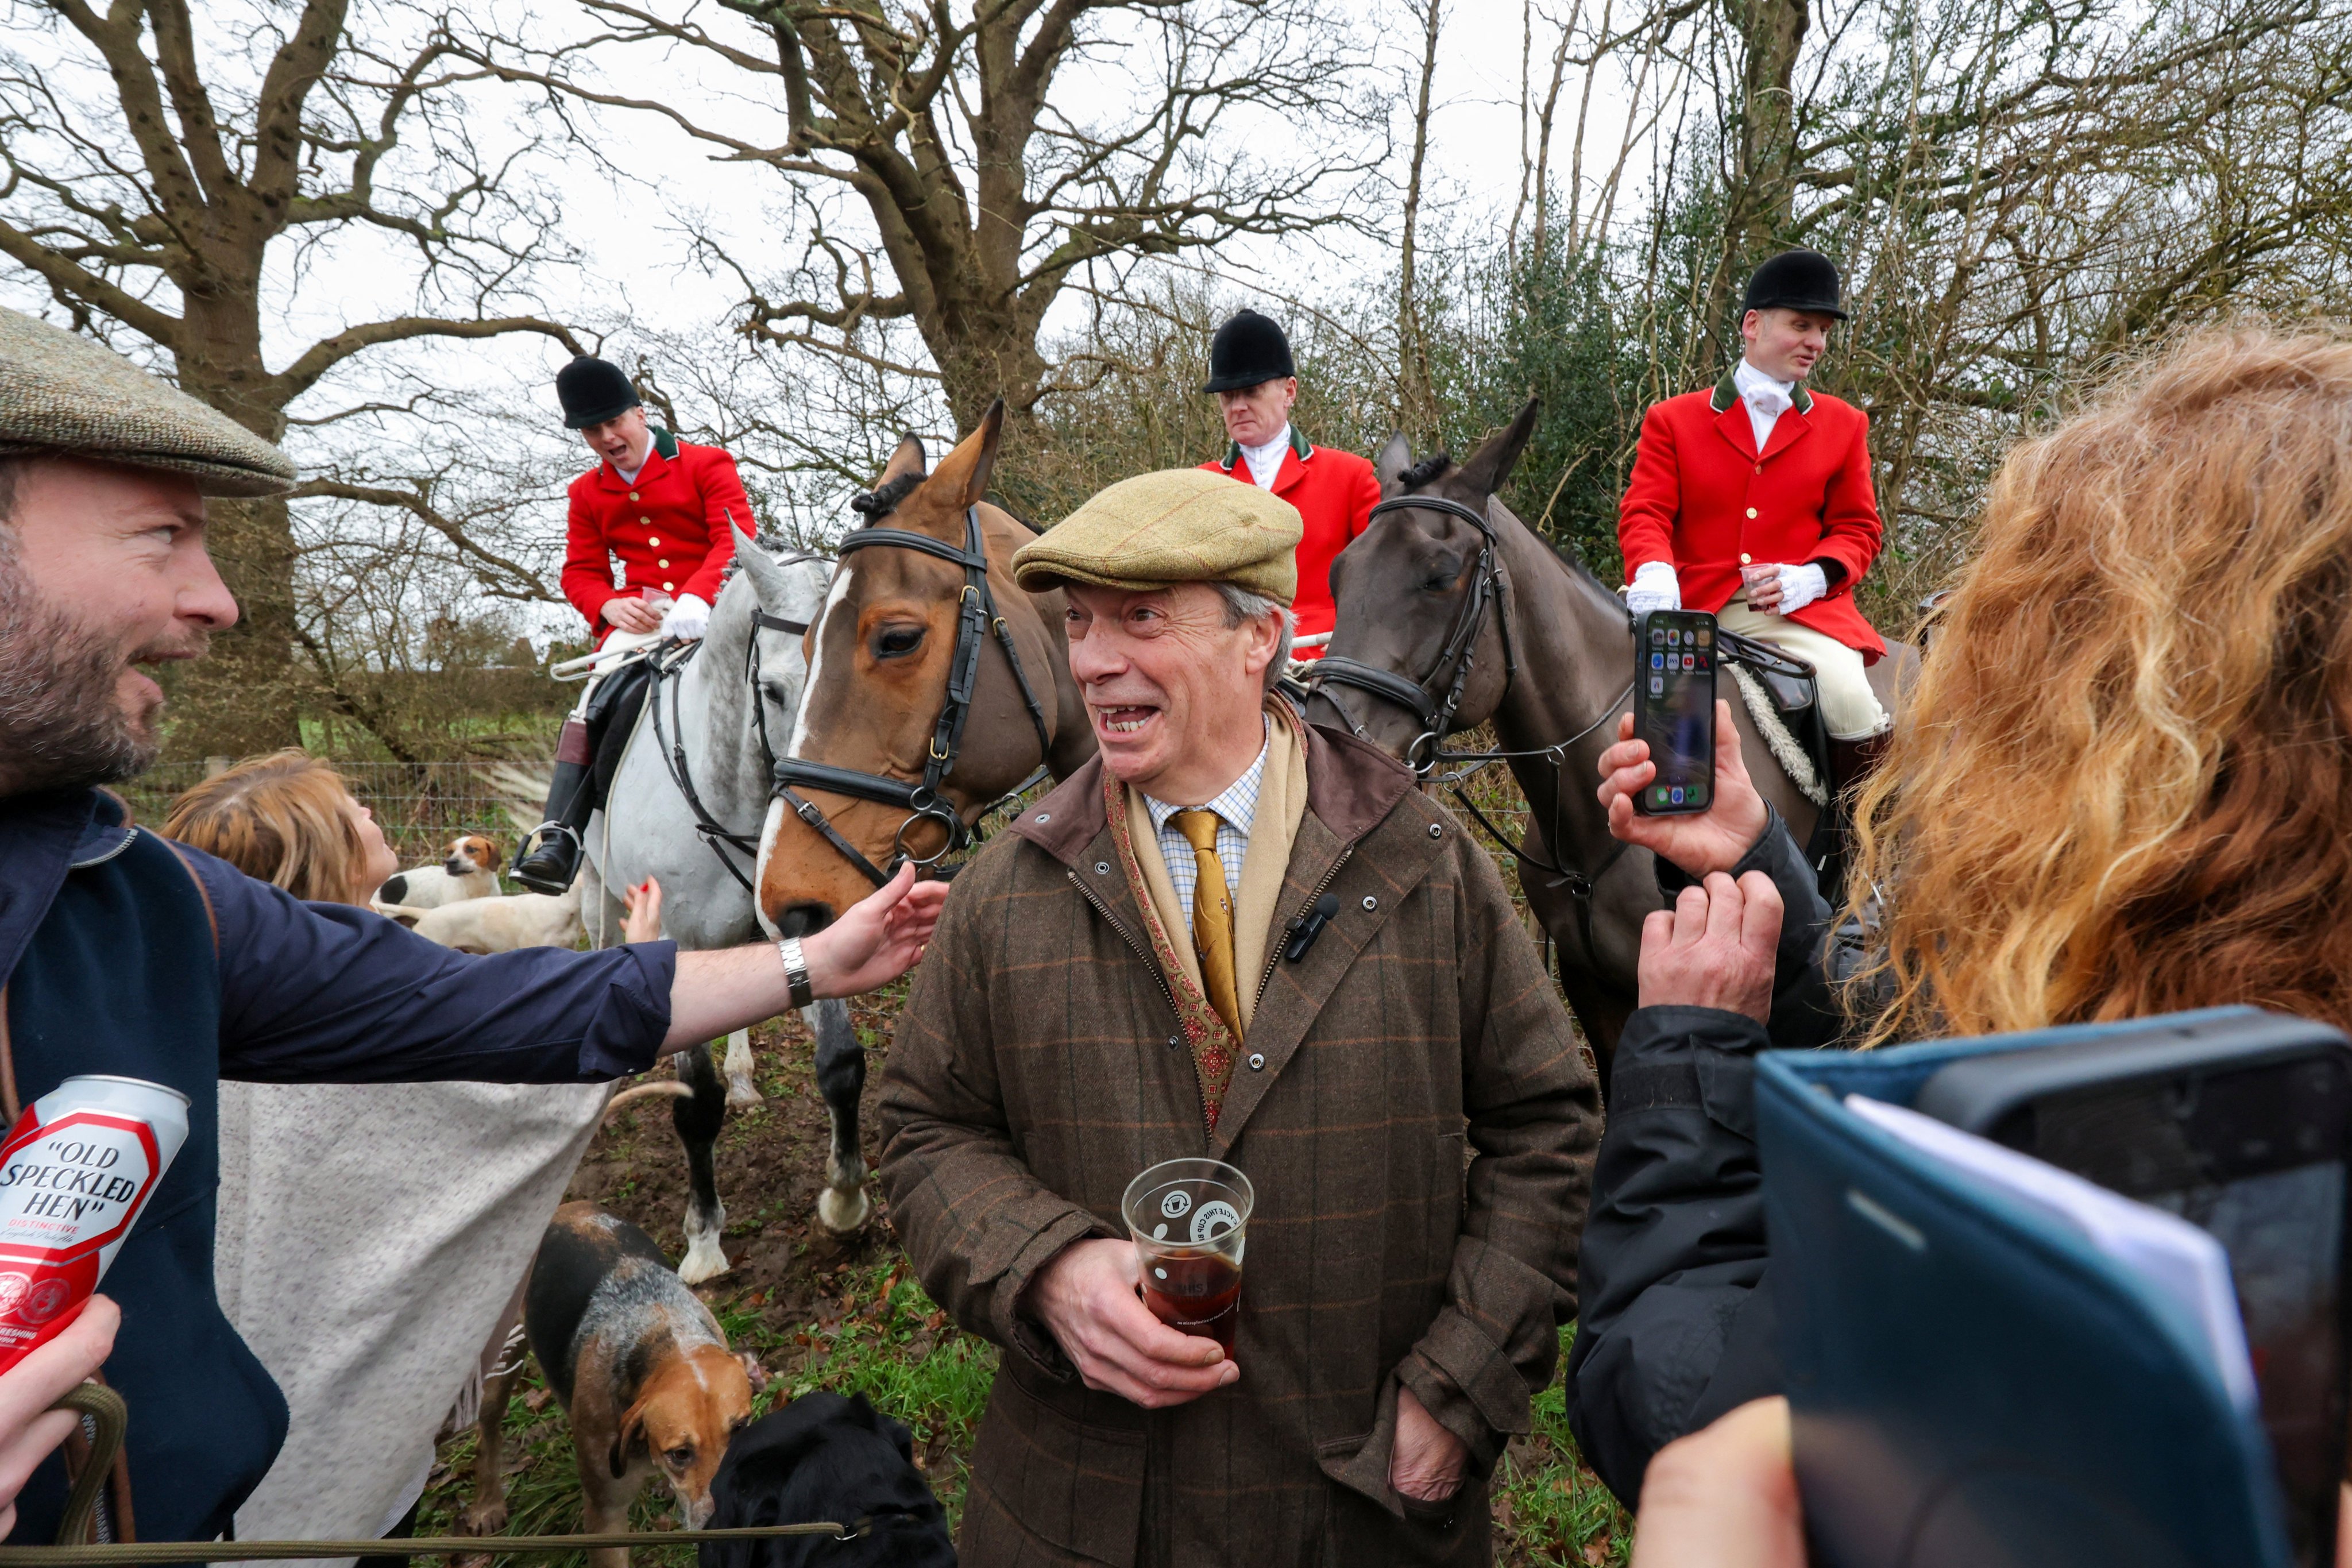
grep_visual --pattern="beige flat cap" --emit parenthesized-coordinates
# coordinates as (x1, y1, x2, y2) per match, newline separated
(1013, 468, 1302, 604)
(0, 308, 296, 497)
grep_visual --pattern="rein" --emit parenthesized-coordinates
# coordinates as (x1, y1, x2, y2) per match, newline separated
(1303, 489, 1634, 963)
(644, 566, 822, 895)
(773, 506, 1057, 887)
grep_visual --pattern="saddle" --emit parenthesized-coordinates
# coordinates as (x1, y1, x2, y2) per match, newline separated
(1715, 627, 1833, 806)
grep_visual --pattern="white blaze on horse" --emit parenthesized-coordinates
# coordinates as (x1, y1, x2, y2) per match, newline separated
(1305, 400, 1915, 1082)
(579, 532, 870, 1277)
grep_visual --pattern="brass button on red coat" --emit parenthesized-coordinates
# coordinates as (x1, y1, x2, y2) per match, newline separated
(1754, 466, 1763, 475)
(648, 536, 660, 547)
(640, 516, 651, 525)
(1740, 553, 1753, 564)
(1745, 507, 1758, 519)
(662, 581, 675, 591)
(657, 558, 670, 569)
(629, 492, 640, 501)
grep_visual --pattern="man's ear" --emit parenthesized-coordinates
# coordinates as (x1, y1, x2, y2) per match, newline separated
(609, 1396, 651, 1479)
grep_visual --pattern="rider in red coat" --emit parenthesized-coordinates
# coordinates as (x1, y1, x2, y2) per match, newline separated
(517, 356, 752, 892)
(1197, 310, 1378, 662)
(1619, 250, 1890, 779)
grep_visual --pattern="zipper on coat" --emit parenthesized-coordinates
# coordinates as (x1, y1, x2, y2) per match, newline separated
(1251, 847, 1355, 1016)
(1066, 868, 1185, 1030)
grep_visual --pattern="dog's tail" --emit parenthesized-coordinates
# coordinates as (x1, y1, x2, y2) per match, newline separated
(603, 1080, 696, 1124)
(371, 902, 434, 928)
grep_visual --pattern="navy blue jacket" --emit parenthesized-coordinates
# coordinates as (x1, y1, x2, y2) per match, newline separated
(0, 786, 677, 1547)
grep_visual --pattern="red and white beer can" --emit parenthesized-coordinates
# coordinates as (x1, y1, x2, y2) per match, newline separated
(0, 1075, 189, 1373)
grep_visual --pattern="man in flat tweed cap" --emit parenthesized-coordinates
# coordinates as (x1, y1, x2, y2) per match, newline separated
(0, 307, 947, 1545)
(878, 469, 1602, 1566)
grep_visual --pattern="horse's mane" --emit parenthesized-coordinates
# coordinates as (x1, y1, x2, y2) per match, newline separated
(1397, 451, 1453, 489)
(849, 473, 925, 521)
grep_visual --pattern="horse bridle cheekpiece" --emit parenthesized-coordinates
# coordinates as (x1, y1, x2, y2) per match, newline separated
(772, 505, 1055, 887)
(1307, 493, 1520, 773)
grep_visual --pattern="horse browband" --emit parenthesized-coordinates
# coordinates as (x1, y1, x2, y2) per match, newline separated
(1307, 492, 1519, 770)
(770, 506, 1056, 887)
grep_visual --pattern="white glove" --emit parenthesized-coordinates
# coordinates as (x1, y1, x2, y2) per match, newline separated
(1624, 560, 1682, 616)
(661, 593, 712, 641)
(1772, 562, 1828, 615)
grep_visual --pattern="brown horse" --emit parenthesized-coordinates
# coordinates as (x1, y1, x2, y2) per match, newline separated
(1304, 400, 1914, 1075)
(756, 401, 1095, 936)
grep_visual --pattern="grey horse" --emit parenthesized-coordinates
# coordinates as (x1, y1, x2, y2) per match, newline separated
(581, 530, 874, 1281)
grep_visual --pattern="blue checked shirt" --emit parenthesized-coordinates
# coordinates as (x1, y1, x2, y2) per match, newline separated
(1142, 722, 1269, 921)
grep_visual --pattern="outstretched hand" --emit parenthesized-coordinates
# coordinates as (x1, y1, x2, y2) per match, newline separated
(800, 862, 951, 999)
(1597, 701, 1771, 879)
(621, 877, 664, 944)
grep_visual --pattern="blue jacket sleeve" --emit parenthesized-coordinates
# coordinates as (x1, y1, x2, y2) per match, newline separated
(178, 844, 675, 1084)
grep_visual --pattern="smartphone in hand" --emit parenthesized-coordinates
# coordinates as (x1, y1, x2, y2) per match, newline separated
(1633, 609, 1718, 816)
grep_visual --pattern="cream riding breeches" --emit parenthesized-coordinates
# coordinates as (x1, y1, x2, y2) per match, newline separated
(1714, 596, 1888, 740)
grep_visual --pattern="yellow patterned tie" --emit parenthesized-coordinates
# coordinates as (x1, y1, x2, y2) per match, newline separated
(1172, 809, 1243, 1038)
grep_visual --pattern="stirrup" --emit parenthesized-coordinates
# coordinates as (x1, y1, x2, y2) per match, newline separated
(513, 822, 583, 894)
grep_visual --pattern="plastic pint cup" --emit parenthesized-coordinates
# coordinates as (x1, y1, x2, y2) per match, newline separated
(1122, 1157, 1254, 1355)
(0, 1075, 190, 1372)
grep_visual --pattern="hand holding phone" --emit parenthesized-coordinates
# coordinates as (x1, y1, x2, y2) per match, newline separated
(1598, 702, 1772, 879)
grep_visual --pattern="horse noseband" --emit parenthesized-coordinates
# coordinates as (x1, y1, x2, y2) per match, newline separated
(1305, 492, 1519, 775)
(770, 506, 1056, 887)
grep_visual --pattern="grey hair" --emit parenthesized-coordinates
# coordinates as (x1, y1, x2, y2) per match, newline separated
(1214, 583, 1296, 691)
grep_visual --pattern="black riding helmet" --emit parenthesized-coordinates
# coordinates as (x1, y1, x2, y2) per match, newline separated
(1202, 309, 1296, 393)
(555, 354, 641, 429)
(1741, 250, 1848, 320)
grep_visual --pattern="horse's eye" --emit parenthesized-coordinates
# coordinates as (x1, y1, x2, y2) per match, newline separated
(1420, 571, 1454, 593)
(876, 626, 926, 658)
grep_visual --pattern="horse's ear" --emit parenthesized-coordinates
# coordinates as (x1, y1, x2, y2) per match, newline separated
(1454, 397, 1542, 498)
(878, 432, 926, 486)
(730, 522, 789, 613)
(929, 399, 1006, 511)
(1373, 431, 1413, 495)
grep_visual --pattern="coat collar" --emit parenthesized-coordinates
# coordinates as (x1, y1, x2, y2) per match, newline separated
(0, 787, 131, 988)
(1218, 424, 1315, 482)
(1010, 716, 1414, 869)
(592, 427, 681, 491)
(1710, 369, 1813, 416)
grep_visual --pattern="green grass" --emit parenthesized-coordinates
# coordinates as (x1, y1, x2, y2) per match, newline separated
(1493, 1328, 1636, 1565)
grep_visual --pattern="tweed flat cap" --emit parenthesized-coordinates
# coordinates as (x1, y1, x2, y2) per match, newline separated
(0, 308, 296, 496)
(1013, 468, 1303, 604)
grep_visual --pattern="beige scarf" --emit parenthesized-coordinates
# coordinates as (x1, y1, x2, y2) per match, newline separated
(1123, 699, 1310, 1038)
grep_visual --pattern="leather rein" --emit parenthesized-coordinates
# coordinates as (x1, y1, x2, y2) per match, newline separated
(771, 505, 1056, 888)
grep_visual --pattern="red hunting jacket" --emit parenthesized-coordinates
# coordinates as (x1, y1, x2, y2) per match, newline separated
(1202, 428, 1380, 658)
(561, 430, 748, 644)
(1618, 372, 1886, 659)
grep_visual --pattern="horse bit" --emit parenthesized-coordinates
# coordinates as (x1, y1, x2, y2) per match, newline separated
(770, 505, 1056, 888)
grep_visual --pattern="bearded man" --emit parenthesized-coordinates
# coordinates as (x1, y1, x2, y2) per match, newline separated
(0, 307, 940, 1544)
(877, 469, 1602, 1567)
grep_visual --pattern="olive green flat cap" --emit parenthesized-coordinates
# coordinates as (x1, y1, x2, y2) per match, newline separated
(1013, 468, 1302, 604)
(0, 307, 296, 497)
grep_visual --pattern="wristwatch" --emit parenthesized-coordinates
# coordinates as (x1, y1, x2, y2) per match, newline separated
(777, 937, 815, 1009)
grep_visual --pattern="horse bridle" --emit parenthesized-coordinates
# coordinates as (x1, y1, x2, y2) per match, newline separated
(770, 505, 1056, 888)
(1307, 493, 1520, 773)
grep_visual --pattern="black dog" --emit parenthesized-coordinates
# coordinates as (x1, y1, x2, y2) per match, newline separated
(698, 1392, 955, 1568)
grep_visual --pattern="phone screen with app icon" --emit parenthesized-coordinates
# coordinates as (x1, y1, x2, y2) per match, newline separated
(1634, 610, 1718, 816)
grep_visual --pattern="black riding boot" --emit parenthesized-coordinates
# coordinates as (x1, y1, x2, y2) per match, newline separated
(513, 718, 596, 894)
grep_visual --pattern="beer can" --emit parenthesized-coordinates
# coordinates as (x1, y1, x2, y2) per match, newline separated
(0, 1075, 190, 1372)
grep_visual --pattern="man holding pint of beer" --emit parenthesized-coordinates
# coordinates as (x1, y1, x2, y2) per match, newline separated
(877, 469, 1602, 1565)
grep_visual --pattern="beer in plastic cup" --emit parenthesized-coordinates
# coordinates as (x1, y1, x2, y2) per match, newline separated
(1122, 1157, 1254, 1355)
(0, 1075, 190, 1372)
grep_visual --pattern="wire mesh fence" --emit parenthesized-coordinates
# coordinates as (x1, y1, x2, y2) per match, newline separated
(119, 755, 551, 868)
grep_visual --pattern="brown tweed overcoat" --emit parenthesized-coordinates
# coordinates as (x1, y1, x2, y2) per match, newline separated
(877, 722, 1603, 1568)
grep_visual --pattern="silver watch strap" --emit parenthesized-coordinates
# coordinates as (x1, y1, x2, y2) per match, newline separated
(777, 936, 815, 1009)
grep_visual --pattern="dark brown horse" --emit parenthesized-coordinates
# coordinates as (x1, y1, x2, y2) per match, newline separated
(756, 401, 1095, 935)
(1304, 400, 1914, 1072)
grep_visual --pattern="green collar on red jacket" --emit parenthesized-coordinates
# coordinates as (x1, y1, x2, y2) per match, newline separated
(1710, 370, 1813, 416)
(1219, 423, 1315, 472)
